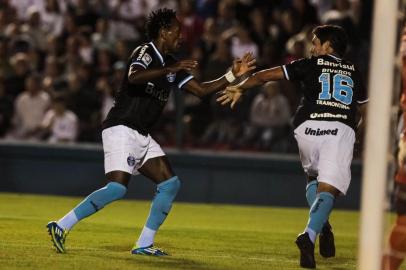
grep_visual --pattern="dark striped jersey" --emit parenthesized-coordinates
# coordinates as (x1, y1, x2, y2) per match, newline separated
(282, 54, 368, 130)
(102, 42, 194, 135)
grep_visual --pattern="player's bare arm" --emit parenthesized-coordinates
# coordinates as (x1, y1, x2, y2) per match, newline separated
(183, 52, 256, 97)
(128, 59, 198, 84)
(217, 66, 285, 108)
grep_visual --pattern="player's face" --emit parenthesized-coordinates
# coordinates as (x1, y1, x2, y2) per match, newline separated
(164, 19, 182, 52)
(310, 35, 330, 57)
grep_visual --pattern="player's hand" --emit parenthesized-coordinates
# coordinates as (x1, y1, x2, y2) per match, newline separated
(231, 52, 256, 77)
(167, 60, 198, 73)
(216, 86, 243, 109)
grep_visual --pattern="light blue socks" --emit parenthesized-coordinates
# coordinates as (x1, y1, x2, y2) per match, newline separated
(145, 176, 181, 230)
(306, 180, 318, 207)
(58, 182, 127, 230)
(73, 182, 127, 220)
(305, 192, 335, 242)
(137, 176, 181, 248)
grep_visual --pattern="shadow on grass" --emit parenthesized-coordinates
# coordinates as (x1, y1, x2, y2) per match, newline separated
(97, 252, 219, 270)
(286, 252, 356, 270)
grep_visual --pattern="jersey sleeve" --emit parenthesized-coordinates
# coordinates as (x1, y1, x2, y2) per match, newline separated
(354, 71, 368, 104)
(175, 70, 194, 89)
(129, 45, 155, 70)
(282, 57, 314, 81)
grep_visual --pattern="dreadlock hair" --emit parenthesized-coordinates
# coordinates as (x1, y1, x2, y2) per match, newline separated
(145, 8, 177, 40)
(313, 25, 348, 57)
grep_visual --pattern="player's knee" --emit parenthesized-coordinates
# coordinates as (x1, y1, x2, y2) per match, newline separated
(108, 182, 127, 199)
(167, 177, 181, 195)
(317, 182, 340, 197)
(306, 174, 317, 184)
(158, 176, 181, 196)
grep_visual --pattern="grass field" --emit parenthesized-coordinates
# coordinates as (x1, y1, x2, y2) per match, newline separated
(0, 192, 401, 270)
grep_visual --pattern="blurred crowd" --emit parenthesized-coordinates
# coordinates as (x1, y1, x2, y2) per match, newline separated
(0, 0, 372, 152)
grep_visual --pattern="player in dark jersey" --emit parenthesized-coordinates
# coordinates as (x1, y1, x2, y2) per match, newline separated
(218, 25, 368, 268)
(46, 8, 255, 256)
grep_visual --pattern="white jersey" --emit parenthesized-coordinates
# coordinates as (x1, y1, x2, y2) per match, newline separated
(42, 109, 78, 143)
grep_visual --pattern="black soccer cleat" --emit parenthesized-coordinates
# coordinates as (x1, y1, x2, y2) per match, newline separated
(319, 222, 335, 258)
(295, 232, 316, 269)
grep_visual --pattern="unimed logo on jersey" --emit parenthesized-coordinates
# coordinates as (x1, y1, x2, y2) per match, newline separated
(305, 127, 338, 136)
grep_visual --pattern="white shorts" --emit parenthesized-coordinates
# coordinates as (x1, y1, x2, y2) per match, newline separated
(294, 120, 355, 195)
(102, 125, 165, 175)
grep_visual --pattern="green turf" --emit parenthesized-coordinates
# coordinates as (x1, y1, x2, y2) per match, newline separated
(0, 192, 400, 270)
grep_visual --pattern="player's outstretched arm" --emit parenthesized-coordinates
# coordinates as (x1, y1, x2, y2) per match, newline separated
(183, 52, 256, 97)
(216, 66, 285, 108)
(128, 60, 198, 84)
(238, 66, 285, 89)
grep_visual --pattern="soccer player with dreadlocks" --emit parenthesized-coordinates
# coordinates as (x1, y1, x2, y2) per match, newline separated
(46, 8, 255, 256)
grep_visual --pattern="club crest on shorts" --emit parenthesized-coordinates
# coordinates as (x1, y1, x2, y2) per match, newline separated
(127, 155, 136, 166)
(166, 72, 176, 82)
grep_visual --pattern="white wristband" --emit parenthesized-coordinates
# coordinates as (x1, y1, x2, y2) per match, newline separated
(224, 70, 236, 83)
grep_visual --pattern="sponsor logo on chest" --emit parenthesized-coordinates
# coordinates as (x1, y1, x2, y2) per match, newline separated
(145, 82, 169, 102)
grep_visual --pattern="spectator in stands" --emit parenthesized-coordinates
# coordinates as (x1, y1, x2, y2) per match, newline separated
(60, 13, 78, 42)
(108, 0, 146, 41)
(223, 25, 259, 59)
(292, 0, 319, 27)
(45, 34, 63, 60)
(66, 69, 101, 142)
(72, 0, 99, 32)
(216, 0, 237, 33)
(40, 0, 64, 36)
(249, 8, 270, 53)
(21, 6, 47, 51)
(42, 56, 66, 96)
(9, 73, 50, 140)
(191, 17, 218, 77)
(6, 53, 32, 98)
(95, 47, 114, 77)
(241, 82, 291, 151)
(96, 75, 114, 122)
(92, 18, 117, 50)
(64, 36, 82, 76)
(178, 0, 204, 55)
(284, 36, 307, 63)
(154, 0, 178, 11)
(77, 30, 95, 64)
(115, 39, 130, 62)
(40, 95, 78, 143)
(0, 36, 13, 79)
(10, 0, 43, 20)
